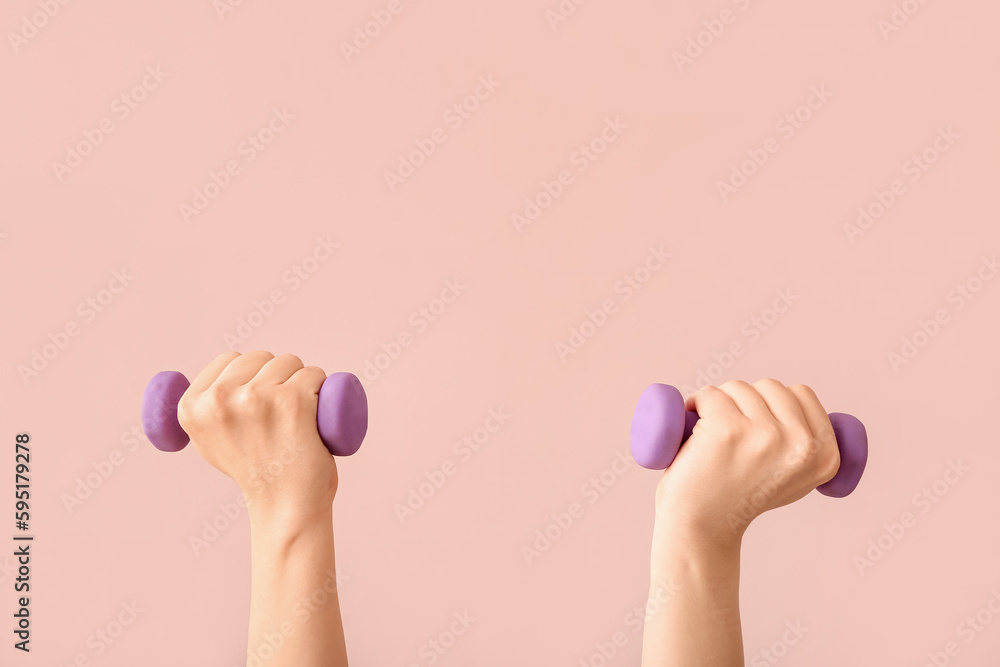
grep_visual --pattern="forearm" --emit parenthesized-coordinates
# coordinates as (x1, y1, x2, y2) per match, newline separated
(247, 507, 348, 667)
(641, 520, 744, 667)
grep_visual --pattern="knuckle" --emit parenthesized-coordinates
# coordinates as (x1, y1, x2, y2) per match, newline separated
(176, 394, 194, 429)
(719, 379, 749, 392)
(233, 385, 264, 410)
(815, 432, 841, 477)
(275, 352, 303, 366)
(801, 430, 822, 452)
(814, 423, 837, 448)
(756, 421, 782, 445)
(210, 386, 264, 421)
(753, 377, 782, 390)
(788, 383, 815, 397)
(713, 418, 744, 443)
(286, 366, 326, 389)
(694, 384, 719, 398)
(202, 387, 229, 417)
(307, 367, 329, 385)
(274, 386, 307, 412)
(790, 432, 821, 465)
(178, 389, 231, 430)
(821, 450, 841, 481)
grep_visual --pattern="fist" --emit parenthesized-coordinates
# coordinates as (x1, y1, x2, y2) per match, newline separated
(177, 351, 339, 519)
(654, 379, 841, 545)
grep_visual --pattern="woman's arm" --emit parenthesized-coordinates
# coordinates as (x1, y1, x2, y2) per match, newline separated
(641, 521, 743, 665)
(178, 350, 350, 667)
(640, 379, 841, 667)
(247, 507, 347, 666)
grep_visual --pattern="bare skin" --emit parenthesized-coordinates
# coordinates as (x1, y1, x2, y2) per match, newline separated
(177, 350, 349, 667)
(640, 379, 841, 667)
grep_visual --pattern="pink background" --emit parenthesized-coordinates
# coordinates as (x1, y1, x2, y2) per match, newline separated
(3, 0, 999, 665)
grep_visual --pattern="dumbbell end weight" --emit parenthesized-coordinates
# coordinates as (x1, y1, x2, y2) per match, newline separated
(317, 372, 368, 457)
(141, 371, 191, 453)
(630, 384, 695, 470)
(816, 413, 868, 498)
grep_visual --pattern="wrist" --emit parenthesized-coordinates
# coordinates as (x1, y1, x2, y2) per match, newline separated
(650, 516, 743, 576)
(248, 498, 333, 548)
(649, 518, 743, 624)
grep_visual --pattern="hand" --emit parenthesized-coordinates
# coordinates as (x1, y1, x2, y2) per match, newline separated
(652, 379, 841, 551)
(176, 351, 338, 524)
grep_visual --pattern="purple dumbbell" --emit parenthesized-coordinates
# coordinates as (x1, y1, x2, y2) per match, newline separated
(629, 384, 867, 498)
(141, 370, 368, 457)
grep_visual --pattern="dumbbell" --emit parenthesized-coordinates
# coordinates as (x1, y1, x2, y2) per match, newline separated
(629, 384, 867, 498)
(141, 370, 368, 456)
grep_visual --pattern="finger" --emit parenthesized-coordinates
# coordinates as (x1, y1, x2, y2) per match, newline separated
(283, 365, 328, 393)
(188, 352, 241, 393)
(786, 384, 835, 443)
(252, 353, 305, 385)
(214, 350, 275, 387)
(716, 379, 776, 423)
(684, 385, 742, 422)
(751, 378, 808, 430)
